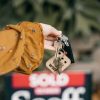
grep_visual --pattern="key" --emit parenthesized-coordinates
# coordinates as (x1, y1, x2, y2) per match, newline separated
(46, 40, 62, 73)
(46, 35, 73, 74)
(54, 39, 65, 74)
(54, 40, 62, 74)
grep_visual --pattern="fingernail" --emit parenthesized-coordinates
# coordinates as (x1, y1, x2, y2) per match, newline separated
(59, 31, 62, 37)
(59, 31, 62, 34)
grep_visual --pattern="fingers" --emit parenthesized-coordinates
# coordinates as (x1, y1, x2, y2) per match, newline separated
(44, 45, 55, 51)
(46, 31, 62, 41)
(45, 35, 57, 41)
(44, 40, 55, 51)
(50, 27, 62, 37)
(40, 23, 62, 37)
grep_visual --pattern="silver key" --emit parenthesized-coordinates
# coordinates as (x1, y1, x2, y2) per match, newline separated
(54, 39, 63, 74)
(46, 35, 71, 74)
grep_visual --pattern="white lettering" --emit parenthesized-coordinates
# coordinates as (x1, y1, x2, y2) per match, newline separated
(11, 90, 30, 100)
(56, 74, 69, 87)
(29, 73, 69, 88)
(11, 87, 86, 100)
(62, 87, 86, 100)
(48, 97, 61, 100)
(33, 98, 45, 100)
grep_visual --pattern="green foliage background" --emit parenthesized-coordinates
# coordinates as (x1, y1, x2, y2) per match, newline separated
(0, 0, 100, 36)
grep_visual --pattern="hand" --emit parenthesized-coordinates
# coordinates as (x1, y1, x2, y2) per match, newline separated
(40, 23, 62, 51)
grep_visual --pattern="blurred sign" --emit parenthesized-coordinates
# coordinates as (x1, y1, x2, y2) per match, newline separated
(5, 71, 92, 100)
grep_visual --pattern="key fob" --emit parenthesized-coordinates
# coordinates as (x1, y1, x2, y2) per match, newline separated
(60, 35, 75, 63)
(46, 51, 71, 73)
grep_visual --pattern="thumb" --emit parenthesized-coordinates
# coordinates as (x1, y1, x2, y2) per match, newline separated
(51, 27, 62, 37)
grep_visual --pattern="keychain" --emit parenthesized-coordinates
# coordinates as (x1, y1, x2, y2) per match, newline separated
(46, 35, 74, 74)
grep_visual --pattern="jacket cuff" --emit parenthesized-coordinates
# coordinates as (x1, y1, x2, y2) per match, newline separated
(16, 21, 44, 74)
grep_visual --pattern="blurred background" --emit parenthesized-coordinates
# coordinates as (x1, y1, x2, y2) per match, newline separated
(0, 0, 100, 100)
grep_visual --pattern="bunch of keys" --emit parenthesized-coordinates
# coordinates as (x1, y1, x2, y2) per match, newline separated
(46, 35, 74, 74)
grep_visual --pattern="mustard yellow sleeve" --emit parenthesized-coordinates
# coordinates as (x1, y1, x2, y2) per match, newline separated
(0, 21, 44, 75)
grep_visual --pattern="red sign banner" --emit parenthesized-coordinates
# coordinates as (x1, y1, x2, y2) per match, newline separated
(5, 71, 92, 100)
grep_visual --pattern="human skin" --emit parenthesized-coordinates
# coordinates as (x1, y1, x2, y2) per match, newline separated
(40, 23, 62, 51)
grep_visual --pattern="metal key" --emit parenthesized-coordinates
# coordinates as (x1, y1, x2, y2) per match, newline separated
(54, 39, 64, 74)
(46, 35, 72, 74)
